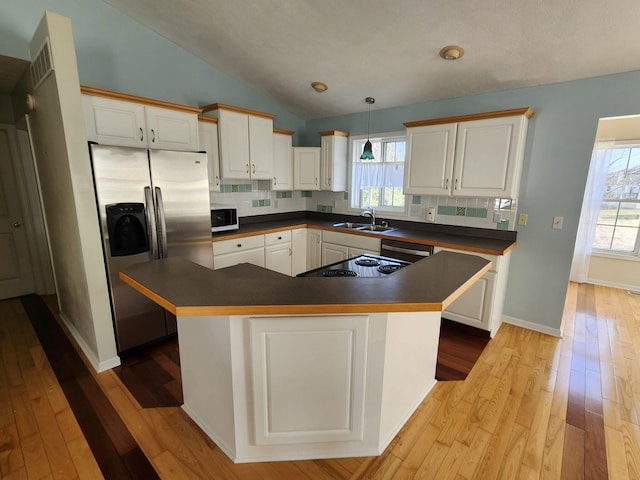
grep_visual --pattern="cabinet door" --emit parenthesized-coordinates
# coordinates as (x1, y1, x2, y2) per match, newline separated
(452, 116, 526, 197)
(403, 123, 456, 195)
(443, 270, 496, 330)
(293, 147, 320, 190)
(218, 109, 251, 179)
(322, 243, 349, 266)
(265, 243, 292, 276)
(320, 134, 348, 192)
(291, 228, 307, 276)
(348, 247, 378, 257)
(307, 229, 322, 270)
(272, 132, 293, 190)
(249, 115, 274, 179)
(198, 120, 221, 191)
(213, 248, 265, 269)
(145, 106, 198, 151)
(82, 95, 146, 147)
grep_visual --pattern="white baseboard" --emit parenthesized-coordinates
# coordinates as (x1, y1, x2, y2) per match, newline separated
(502, 315, 562, 338)
(58, 312, 121, 373)
(586, 278, 640, 293)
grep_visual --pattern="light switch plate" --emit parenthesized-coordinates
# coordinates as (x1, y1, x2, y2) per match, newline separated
(553, 216, 564, 229)
(518, 213, 528, 226)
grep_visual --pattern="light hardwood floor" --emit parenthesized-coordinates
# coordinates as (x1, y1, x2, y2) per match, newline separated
(1, 282, 639, 479)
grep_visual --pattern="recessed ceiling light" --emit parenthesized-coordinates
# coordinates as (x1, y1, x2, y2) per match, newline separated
(439, 45, 464, 61)
(311, 81, 328, 92)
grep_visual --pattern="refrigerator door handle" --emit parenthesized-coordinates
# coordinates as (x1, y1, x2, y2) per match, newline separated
(144, 186, 159, 259)
(155, 186, 168, 258)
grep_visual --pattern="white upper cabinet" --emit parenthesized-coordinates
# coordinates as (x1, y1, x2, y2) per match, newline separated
(272, 129, 294, 190)
(202, 104, 275, 181)
(198, 117, 221, 192)
(293, 147, 321, 190)
(403, 123, 457, 195)
(82, 90, 199, 151)
(403, 108, 533, 198)
(319, 130, 348, 192)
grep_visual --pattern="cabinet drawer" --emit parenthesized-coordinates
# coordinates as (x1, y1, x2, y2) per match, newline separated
(265, 230, 292, 246)
(213, 235, 265, 255)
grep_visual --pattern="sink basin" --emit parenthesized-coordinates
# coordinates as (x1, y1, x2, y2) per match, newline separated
(332, 222, 369, 229)
(356, 225, 396, 232)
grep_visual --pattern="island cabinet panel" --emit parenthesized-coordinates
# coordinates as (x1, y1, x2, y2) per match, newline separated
(250, 315, 368, 445)
(178, 311, 441, 463)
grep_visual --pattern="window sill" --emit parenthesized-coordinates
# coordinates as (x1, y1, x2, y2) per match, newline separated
(590, 251, 640, 263)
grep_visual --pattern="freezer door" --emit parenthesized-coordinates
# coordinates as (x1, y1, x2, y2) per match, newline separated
(149, 150, 214, 269)
(89, 144, 168, 352)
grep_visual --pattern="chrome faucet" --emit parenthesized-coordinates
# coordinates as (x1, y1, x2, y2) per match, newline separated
(361, 207, 376, 225)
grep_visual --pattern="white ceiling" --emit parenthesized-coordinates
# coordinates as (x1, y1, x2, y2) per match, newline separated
(103, 0, 640, 119)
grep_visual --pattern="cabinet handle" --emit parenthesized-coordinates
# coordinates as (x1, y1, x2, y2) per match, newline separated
(151, 129, 156, 143)
(252, 164, 256, 174)
(315, 177, 318, 185)
(454, 178, 458, 190)
(246, 164, 250, 174)
(445, 178, 449, 189)
(236, 244, 242, 248)
(278, 236, 282, 240)
(273, 177, 277, 185)
(289, 248, 292, 256)
(215, 175, 220, 186)
(139, 127, 144, 142)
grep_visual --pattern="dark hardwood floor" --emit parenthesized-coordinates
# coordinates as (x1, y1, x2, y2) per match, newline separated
(436, 318, 490, 381)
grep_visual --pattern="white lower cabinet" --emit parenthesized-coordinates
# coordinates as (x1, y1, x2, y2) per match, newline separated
(320, 230, 381, 266)
(321, 243, 349, 265)
(307, 229, 322, 270)
(435, 247, 510, 336)
(264, 231, 292, 276)
(291, 228, 307, 276)
(213, 235, 265, 270)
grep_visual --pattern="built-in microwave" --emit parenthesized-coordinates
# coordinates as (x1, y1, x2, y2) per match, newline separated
(210, 204, 239, 232)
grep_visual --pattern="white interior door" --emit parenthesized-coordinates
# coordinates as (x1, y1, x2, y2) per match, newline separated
(0, 126, 35, 299)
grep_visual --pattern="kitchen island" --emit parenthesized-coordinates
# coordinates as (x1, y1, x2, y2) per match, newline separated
(120, 251, 490, 463)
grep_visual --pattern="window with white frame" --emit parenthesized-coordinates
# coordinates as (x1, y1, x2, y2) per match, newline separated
(350, 134, 406, 211)
(592, 143, 640, 255)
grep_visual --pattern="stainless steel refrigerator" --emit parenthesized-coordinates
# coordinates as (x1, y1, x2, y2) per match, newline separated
(89, 143, 213, 353)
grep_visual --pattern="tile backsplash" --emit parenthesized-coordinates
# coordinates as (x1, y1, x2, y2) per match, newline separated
(211, 182, 516, 230)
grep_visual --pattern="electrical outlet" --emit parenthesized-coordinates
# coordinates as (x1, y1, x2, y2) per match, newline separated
(426, 207, 435, 222)
(518, 213, 528, 226)
(493, 212, 502, 223)
(552, 216, 564, 229)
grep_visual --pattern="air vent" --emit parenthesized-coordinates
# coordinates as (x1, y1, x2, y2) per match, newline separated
(30, 38, 54, 89)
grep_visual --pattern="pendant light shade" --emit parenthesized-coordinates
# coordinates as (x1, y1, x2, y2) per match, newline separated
(360, 97, 375, 160)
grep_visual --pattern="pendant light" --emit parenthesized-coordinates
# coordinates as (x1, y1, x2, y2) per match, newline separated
(360, 97, 375, 160)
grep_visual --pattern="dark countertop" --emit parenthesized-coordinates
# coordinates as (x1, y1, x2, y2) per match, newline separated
(119, 251, 491, 316)
(211, 211, 517, 256)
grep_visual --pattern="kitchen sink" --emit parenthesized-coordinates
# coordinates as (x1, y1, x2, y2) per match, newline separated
(332, 222, 370, 229)
(332, 222, 396, 232)
(356, 225, 396, 232)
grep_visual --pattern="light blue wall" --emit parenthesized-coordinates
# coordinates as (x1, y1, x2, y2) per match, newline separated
(4, 0, 640, 332)
(308, 71, 640, 331)
(0, 0, 305, 137)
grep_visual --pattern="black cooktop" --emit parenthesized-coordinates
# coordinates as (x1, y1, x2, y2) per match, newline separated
(297, 254, 410, 278)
